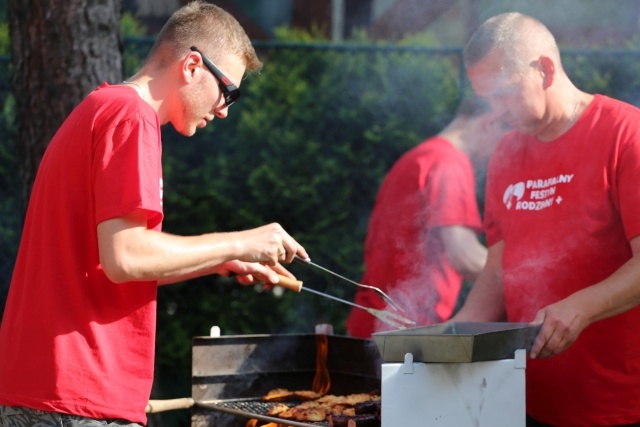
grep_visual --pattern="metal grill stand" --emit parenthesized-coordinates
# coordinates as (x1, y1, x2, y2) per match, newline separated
(381, 350, 527, 426)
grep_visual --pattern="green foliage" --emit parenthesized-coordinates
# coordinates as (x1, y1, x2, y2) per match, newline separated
(120, 13, 153, 77)
(120, 11, 148, 37)
(0, 90, 18, 324)
(0, 22, 10, 55)
(563, 51, 640, 105)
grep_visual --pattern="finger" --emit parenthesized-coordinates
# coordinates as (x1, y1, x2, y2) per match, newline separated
(240, 276, 256, 286)
(279, 236, 308, 264)
(251, 266, 281, 284)
(541, 325, 575, 358)
(233, 274, 255, 286)
(261, 257, 278, 267)
(530, 324, 555, 359)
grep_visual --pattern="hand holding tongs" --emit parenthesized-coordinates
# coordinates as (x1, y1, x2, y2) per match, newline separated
(293, 254, 406, 313)
(268, 274, 415, 330)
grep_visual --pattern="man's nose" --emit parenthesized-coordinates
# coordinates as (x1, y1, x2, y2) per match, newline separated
(215, 106, 229, 119)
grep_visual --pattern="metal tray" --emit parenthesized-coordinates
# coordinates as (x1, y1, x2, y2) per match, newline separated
(372, 322, 541, 363)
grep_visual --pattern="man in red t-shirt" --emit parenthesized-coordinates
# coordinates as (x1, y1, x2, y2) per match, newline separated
(346, 95, 506, 338)
(0, 3, 308, 426)
(453, 13, 640, 426)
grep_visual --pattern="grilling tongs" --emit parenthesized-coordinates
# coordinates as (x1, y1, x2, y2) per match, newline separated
(293, 254, 407, 313)
(270, 273, 415, 330)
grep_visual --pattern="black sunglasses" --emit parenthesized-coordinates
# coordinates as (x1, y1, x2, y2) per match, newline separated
(190, 46, 240, 107)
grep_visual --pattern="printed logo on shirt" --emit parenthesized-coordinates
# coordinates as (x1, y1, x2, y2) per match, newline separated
(502, 174, 574, 211)
(159, 178, 163, 207)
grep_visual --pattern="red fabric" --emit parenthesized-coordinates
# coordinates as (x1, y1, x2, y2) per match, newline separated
(0, 84, 163, 424)
(485, 95, 640, 426)
(346, 137, 481, 338)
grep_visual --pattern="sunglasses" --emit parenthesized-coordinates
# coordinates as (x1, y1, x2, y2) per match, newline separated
(190, 46, 240, 107)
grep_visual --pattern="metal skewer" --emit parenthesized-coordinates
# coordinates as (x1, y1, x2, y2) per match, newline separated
(293, 254, 406, 313)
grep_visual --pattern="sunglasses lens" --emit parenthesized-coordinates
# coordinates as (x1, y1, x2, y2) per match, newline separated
(225, 89, 240, 107)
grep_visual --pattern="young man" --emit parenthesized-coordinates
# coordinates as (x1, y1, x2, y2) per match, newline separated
(453, 12, 640, 426)
(346, 94, 506, 338)
(0, 2, 307, 426)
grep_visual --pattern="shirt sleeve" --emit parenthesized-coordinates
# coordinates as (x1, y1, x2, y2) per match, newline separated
(422, 151, 482, 231)
(93, 116, 163, 229)
(614, 119, 640, 241)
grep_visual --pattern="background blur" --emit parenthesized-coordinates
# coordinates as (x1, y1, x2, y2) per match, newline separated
(1, 1, 640, 426)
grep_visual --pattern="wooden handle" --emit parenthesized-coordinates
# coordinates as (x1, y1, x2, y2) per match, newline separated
(274, 273, 303, 292)
(253, 272, 303, 292)
(145, 398, 194, 413)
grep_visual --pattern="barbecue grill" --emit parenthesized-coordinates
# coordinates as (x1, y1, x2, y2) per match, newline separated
(190, 328, 382, 427)
(178, 322, 538, 426)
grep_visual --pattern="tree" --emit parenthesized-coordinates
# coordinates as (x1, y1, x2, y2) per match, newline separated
(8, 0, 123, 215)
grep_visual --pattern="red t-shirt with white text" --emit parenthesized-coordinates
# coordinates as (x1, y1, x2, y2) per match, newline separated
(485, 95, 640, 426)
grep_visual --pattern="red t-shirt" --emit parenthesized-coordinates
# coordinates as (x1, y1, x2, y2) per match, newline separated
(346, 137, 482, 338)
(0, 84, 163, 424)
(485, 95, 640, 426)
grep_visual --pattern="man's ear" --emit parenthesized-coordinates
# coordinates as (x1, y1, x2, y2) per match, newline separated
(182, 51, 201, 83)
(537, 55, 555, 89)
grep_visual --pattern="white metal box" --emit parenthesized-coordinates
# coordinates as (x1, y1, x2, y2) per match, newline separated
(381, 350, 526, 426)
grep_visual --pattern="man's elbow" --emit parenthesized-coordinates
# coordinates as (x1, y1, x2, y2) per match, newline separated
(448, 251, 487, 283)
(100, 253, 140, 284)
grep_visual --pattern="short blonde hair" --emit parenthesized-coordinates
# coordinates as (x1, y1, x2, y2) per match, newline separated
(147, 1, 262, 72)
(464, 12, 561, 74)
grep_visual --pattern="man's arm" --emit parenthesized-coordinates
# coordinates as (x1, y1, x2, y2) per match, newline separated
(96, 209, 307, 285)
(450, 240, 506, 322)
(530, 234, 640, 358)
(439, 225, 487, 283)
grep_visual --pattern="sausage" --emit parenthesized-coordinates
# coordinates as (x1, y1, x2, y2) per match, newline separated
(329, 414, 380, 427)
(328, 415, 350, 427)
(347, 414, 379, 427)
(354, 401, 380, 415)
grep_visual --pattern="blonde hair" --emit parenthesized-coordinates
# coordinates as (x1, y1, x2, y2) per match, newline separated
(147, 1, 262, 72)
(464, 12, 561, 74)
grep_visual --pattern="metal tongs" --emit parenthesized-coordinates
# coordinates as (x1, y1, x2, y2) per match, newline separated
(263, 273, 415, 330)
(301, 286, 415, 330)
(293, 254, 406, 313)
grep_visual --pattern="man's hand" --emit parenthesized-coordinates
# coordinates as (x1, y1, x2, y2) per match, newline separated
(217, 259, 297, 286)
(232, 223, 309, 266)
(529, 298, 590, 358)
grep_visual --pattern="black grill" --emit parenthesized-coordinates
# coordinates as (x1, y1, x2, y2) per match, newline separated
(194, 398, 329, 427)
(191, 333, 381, 427)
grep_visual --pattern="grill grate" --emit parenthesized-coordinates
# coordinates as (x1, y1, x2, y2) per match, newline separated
(197, 398, 329, 427)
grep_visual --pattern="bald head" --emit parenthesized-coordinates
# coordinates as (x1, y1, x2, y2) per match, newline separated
(464, 13, 561, 75)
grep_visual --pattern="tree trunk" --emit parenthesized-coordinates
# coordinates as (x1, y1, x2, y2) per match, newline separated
(8, 0, 123, 216)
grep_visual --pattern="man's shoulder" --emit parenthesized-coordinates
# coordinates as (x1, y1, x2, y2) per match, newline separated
(76, 83, 157, 128)
(409, 136, 461, 156)
(593, 94, 640, 117)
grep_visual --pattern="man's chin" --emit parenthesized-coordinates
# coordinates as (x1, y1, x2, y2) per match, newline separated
(171, 123, 198, 137)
